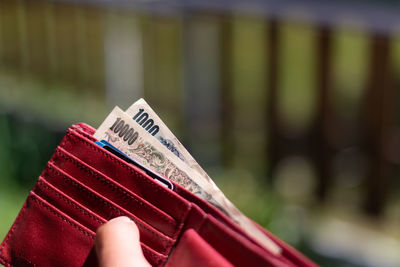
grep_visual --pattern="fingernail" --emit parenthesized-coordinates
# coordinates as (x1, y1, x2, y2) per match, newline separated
(110, 216, 132, 223)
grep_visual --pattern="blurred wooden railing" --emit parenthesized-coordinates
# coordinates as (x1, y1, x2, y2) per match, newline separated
(0, 0, 399, 217)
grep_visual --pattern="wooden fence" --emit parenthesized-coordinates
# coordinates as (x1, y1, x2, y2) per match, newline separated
(0, 0, 399, 217)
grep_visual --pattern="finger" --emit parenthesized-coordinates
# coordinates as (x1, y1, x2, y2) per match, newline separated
(95, 216, 151, 267)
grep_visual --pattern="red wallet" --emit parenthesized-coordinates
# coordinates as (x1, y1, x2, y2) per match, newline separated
(0, 123, 317, 267)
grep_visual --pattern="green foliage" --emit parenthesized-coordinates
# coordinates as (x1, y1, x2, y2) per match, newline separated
(0, 113, 65, 239)
(0, 184, 27, 241)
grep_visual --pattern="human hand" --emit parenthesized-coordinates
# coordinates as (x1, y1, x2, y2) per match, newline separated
(95, 216, 152, 267)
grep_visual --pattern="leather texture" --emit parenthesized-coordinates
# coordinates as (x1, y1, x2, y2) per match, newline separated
(0, 123, 318, 267)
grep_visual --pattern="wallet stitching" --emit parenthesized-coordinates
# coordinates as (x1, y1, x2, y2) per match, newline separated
(0, 194, 94, 267)
(141, 246, 166, 267)
(0, 258, 10, 267)
(37, 177, 168, 267)
(64, 130, 169, 195)
(54, 148, 177, 231)
(63, 130, 189, 215)
(45, 164, 174, 253)
(56, 147, 177, 227)
(0, 253, 36, 267)
(30, 194, 95, 240)
(14, 253, 37, 267)
(37, 178, 167, 266)
(71, 125, 96, 141)
(0, 195, 165, 267)
(36, 178, 104, 226)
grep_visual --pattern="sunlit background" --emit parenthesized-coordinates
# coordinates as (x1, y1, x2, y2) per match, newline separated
(0, 0, 400, 266)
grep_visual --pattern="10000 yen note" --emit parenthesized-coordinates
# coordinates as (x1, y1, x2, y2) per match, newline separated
(94, 107, 213, 200)
(95, 106, 281, 255)
(126, 99, 281, 254)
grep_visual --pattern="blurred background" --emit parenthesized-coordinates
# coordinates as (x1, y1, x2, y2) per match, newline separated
(0, 0, 400, 266)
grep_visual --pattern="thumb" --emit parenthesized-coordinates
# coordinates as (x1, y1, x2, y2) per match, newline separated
(95, 216, 151, 267)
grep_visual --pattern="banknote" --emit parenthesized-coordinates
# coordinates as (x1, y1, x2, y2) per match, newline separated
(94, 106, 281, 255)
(94, 106, 212, 199)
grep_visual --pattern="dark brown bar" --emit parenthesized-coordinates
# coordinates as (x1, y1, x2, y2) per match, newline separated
(362, 33, 394, 216)
(266, 19, 280, 181)
(312, 26, 333, 201)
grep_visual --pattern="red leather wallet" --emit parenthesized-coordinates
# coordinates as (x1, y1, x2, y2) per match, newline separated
(0, 123, 317, 267)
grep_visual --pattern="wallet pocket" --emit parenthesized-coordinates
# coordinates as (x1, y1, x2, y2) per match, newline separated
(60, 128, 191, 223)
(0, 192, 96, 267)
(31, 178, 167, 266)
(42, 163, 174, 256)
(34, 176, 106, 231)
(51, 146, 179, 238)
